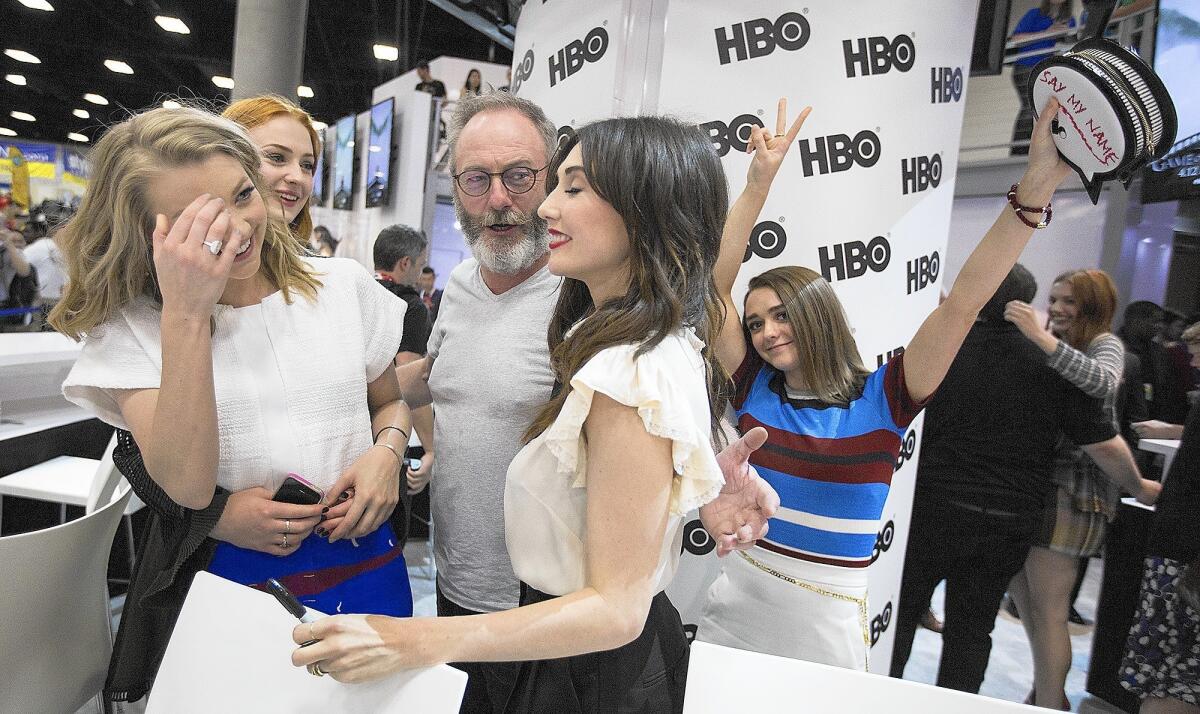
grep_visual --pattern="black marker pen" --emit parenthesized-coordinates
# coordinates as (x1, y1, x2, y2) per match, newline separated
(267, 578, 320, 647)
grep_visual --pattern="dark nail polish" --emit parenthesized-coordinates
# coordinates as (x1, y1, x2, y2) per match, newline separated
(321, 506, 329, 514)
(316, 528, 326, 537)
(337, 493, 349, 502)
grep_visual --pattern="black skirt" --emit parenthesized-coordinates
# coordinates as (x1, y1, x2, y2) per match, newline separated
(503, 584, 690, 714)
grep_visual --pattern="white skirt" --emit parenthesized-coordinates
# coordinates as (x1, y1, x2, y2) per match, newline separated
(696, 547, 870, 671)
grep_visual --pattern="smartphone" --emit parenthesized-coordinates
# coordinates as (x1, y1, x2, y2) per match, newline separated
(272, 473, 324, 505)
(406, 458, 422, 471)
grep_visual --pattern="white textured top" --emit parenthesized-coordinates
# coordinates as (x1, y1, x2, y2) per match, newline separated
(62, 257, 405, 494)
(504, 328, 725, 597)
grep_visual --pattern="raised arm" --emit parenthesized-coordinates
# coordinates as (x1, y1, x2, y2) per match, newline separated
(714, 99, 810, 376)
(1003, 303, 1123, 399)
(114, 196, 241, 509)
(901, 97, 1073, 403)
(292, 392, 679, 680)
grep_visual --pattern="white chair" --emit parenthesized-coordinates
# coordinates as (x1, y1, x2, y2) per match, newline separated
(0, 483, 132, 714)
(0, 433, 143, 575)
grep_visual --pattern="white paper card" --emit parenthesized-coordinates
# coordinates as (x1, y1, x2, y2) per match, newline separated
(147, 571, 466, 713)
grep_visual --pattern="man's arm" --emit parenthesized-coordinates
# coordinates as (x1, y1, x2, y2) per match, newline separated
(1080, 435, 1161, 506)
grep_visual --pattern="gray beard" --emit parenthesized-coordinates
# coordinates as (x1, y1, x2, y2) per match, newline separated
(454, 198, 550, 275)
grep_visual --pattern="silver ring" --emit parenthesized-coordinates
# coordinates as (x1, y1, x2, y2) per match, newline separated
(203, 239, 222, 255)
(285, 519, 292, 535)
(282, 533, 290, 549)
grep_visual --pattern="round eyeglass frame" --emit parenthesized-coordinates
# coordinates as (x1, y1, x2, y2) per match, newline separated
(451, 163, 551, 197)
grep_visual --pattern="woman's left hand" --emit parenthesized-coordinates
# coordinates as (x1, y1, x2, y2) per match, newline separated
(324, 446, 400, 542)
(1019, 97, 1074, 204)
(1004, 300, 1058, 352)
(744, 98, 812, 194)
(292, 615, 434, 683)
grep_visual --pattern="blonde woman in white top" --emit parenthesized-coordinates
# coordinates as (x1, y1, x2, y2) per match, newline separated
(292, 116, 755, 712)
(50, 106, 415, 701)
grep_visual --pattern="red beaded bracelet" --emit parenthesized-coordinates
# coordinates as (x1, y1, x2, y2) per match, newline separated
(1007, 183, 1052, 229)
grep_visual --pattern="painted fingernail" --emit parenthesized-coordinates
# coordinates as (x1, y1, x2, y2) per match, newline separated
(316, 528, 326, 537)
(337, 493, 349, 502)
(321, 506, 329, 514)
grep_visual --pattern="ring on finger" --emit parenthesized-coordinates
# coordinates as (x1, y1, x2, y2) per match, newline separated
(307, 663, 327, 677)
(282, 533, 290, 549)
(202, 239, 222, 255)
(285, 518, 292, 535)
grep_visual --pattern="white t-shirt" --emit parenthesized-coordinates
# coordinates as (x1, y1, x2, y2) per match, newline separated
(504, 328, 725, 597)
(62, 257, 405, 495)
(23, 237, 66, 301)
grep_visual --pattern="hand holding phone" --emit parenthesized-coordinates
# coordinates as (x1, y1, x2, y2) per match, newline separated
(273, 473, 324, 505)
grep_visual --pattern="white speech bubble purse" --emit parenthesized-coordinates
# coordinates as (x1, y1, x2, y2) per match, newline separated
(1027, 13, 1177, 204)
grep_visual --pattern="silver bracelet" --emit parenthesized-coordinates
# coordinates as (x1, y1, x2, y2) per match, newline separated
(372, 441, 403, 476)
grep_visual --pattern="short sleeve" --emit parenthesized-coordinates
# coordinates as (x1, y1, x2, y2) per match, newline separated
(880, 352, 930, 428)
(1013, 8, 1042, 33)
(1062, 386, 1117, 446)
(348, 261, 407, 382)
(540, 335, 725, 516)
(731, 337, 766, 410)
(398, 296, 431, 356)
(62, 310, 163, 429)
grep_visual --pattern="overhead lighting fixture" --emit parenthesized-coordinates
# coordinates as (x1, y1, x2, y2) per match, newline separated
(212, 75, 234, 89)
(0, 127, 16, 137)
(84, 93, 108, 105)
(4, 49, 40, 64)
(104, 59, 133, 75)
(369, 145, 381, 153)
(154, 15, 190, 34)
(72, 108, 89, 119)
(10, 111, 35, 122)
(67, 132, 88, 142)
(18, 0, 55, 9)
(297, 85, 314, 98)
(5, 74, 26, 86)
(312, 120, 327, 131)
(373, 44, 399, 61)
(162, 100, 182, 109)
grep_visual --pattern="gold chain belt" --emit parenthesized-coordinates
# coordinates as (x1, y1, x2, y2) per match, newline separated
(738, 550, 871, 670)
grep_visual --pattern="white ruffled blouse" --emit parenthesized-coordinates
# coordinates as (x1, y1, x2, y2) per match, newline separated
(61, 257, 405, 496)
(504, 328, 725, 597)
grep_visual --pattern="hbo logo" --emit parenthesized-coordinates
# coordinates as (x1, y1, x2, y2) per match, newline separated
(714, 12, 811, 66)
(681, 519, 716, 556)
(798, 130, 881, 177)
(901, 153, 942, 195)
(549, 26, 608, 87)
(931, 66, 964, 103)
(511, 49, 534, 94)
(876, 345, 905, 369)
(818, 235, 890, 282)
(702, 114, 764, 157)
(742, 221, 787, 263)
(906, 251, 940, 295)
(870, 520, 896, 564)
(894, 428, 918, 470)
(843, 35, 915, 78)
(556, 125, 576, 152)
(870, 601, 894, 647)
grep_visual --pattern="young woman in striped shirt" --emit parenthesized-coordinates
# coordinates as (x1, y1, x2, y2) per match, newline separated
(695, 97, 1073, 670)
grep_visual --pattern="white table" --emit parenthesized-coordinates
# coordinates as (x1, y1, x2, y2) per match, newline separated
(0, 333, 87, 443)
(685, 642, 1043, 713)
(1139, 437, 1181, 477)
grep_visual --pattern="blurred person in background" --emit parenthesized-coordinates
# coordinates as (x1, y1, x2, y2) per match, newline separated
(461, 68, 483, 98)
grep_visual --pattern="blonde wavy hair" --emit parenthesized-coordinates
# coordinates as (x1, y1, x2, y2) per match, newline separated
(49, 106, 321, 340)
(222, 94, 321, 244)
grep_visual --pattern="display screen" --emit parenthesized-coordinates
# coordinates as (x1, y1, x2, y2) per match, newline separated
(1142, 0, 1200, 203)
(332, 115, 356, 210)
(365, 98, 394, 208)
(312, 128, 326, 206)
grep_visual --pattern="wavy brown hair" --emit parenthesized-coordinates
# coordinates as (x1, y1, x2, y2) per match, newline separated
(49, 106, 321, 340)
(745, 266, 870, 403)
(524, 116, 731, 446)
(222, 94, 321, 244)
(1050, 269, 1118, 350)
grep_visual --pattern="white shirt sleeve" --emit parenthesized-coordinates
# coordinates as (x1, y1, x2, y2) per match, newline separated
(346, 259, 407, 383)
(62, 304, 163, 429)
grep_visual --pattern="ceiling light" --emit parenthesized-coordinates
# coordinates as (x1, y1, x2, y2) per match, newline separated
(67, 132, 88, 142)
(5, 74, 26, 86)
(297, 85, 314, 98)
(154, 15, 190, 34)
(104, 59, 133, 75)
(369, 145, 380, 153)
(162, 100, 182, 109)
(0, 127, 16, 137)
(312, 120, 327, 131)
(84, 93, 108, 105)
(11, 111, 35, 122)
(72, 108, 89, 119)
(373, 44, 399, 61)
(4, 49, 40, 64)
(212, 75, 234, 89)
(18, 0, 55, 9)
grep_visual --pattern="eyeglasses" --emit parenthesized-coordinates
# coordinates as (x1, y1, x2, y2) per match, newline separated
(452, 164, 549, 197)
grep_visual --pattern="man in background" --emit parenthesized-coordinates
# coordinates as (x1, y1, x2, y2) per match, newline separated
(414, 62, 447, 98)
(418, 266, 442, 323)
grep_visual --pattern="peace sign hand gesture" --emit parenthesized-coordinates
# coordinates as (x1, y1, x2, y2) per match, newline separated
(744, 98, 812, 196)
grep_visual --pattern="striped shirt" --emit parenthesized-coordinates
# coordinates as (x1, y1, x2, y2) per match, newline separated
(733, 349, 927, 568)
